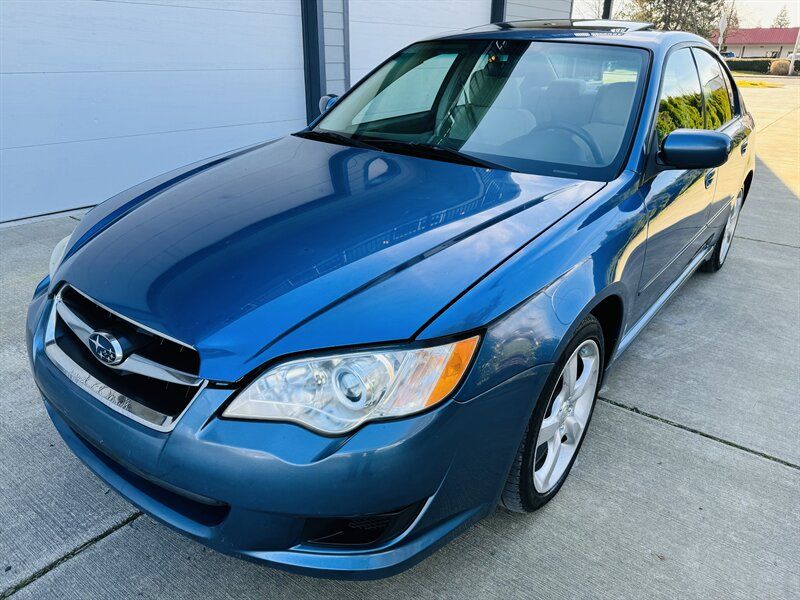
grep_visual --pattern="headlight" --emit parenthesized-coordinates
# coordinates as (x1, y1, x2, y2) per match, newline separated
(223, 336, 480, 434)
(48, 235, 71, 280)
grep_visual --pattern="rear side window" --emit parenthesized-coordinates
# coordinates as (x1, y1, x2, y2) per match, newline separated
(692, 49, 733, 129)
(655, 48, 703, 143)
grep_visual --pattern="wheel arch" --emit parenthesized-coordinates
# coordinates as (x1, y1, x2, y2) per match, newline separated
(545, 272, 630, 377)
(589, 294, 624, 368)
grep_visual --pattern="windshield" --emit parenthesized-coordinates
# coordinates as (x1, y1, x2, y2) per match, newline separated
(314, 39, 649, 180)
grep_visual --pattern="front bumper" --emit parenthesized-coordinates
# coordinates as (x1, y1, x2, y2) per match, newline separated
(27, 291, 550, 579)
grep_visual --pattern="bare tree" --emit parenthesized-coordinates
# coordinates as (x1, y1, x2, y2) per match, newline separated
(772, 5, 790, 28)
(724, 1, 740, 33)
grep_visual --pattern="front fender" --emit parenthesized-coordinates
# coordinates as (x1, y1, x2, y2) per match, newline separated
(421, 172, 647, 398)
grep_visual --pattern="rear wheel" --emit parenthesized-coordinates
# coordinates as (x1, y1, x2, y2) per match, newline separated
(500, 316, 604, 513)
(701, 186, 743, 273)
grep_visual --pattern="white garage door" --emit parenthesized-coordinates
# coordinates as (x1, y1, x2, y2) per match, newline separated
(348, 0, 492, 83)
(505, 1, 573, 21)
(0, 0, 307, 221)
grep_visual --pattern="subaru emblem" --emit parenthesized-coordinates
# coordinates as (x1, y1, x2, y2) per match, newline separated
(88, 331, 124, 365)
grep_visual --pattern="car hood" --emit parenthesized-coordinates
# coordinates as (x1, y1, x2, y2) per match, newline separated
(58, 135, 603, 381)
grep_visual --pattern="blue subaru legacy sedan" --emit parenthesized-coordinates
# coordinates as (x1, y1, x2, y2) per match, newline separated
(27, 20, 754, 578)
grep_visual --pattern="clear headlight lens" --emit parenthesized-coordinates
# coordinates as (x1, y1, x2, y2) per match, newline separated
(48, 235, 71, 280)
(223, 336, 480, 434)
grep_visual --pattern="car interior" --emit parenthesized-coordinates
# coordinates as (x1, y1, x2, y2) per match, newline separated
(317, 40, 646, 178)
(451, 54, 639, 168)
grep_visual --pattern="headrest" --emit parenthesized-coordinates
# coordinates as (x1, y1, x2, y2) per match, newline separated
(467, 65, 521, 108)
(592, 82, 637, 125)
(544, 78, 587, 99)
(518, 54, 557, 87)
(534, 79, 587, 122)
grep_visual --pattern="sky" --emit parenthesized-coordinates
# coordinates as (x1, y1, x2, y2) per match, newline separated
(573, 0, 800, 27)
(724, 0, 799, 27)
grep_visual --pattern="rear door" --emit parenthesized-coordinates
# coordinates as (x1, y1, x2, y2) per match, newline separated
(692, 48, 751, 227)
(636, 47, 711, 315)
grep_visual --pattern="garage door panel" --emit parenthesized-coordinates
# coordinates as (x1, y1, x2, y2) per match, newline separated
(349, 22, 458, 81)
(0, 70, 305, 149)
(116, 1, 301, 16)
(0, 121, 304, 222)
(0, 0, 305, 220)
(349, 0, 489, 26)
(0, 0, 303, 73)
(506, 1, 573, 20)
(348, 0, 491, 84)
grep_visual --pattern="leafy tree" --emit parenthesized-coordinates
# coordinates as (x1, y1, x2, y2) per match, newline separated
(772, 5, 790, 28)
(620, 0, 726, 38)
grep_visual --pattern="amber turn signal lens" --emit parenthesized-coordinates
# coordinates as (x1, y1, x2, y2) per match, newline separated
(425, 335, 480, 407)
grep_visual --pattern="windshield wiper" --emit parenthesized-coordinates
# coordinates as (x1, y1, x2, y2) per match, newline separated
(360, 139, 509, 171)
(294, 130, 380, 151)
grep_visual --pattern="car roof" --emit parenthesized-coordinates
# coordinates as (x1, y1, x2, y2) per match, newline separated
(431, 19, 710, 52)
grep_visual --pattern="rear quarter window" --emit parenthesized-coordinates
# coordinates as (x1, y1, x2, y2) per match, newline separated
(692, 48, 734, 129)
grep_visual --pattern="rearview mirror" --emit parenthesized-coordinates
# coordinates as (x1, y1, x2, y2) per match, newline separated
(318, 94, 339, 115)
(659, 129, 732, 170)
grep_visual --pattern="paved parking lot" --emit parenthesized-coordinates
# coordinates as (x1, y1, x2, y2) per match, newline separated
(1, 77, 798, 599)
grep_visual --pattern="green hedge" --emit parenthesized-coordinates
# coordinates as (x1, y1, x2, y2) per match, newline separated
(725, 57, 800, 74)
(724, 58, 774, 73)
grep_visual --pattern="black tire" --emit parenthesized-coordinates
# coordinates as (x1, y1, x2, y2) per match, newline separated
(701, 186, 744, 273)
(699, 229, 729, 273)
(500, 315, 604, 513)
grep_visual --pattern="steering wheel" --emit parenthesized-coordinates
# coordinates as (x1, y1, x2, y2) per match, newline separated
(534, 122, 604, 165)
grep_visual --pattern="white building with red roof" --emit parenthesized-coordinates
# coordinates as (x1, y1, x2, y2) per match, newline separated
(710, 27, 800, 58)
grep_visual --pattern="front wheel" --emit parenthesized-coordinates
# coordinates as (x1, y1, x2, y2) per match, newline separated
(500, 315, 604, 513)
(701, 186, 744, 273)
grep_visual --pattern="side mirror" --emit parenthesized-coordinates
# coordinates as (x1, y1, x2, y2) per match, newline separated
(318, 94, 339, 115)
(659, 129, 732, 170)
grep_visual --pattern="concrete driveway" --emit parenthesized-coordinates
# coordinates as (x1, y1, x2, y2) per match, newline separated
(1, 76, 798, 600)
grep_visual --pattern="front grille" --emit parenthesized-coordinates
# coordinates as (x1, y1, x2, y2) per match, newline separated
(45, 285, 205, 431)
(60, 286, 199, 375)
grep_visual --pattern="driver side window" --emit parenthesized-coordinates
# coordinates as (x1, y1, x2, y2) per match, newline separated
(655, 48, 704, 143)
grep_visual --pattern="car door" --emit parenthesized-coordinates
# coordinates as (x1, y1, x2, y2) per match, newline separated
(692, 48, 751, 228)
(635, 47, 712, 316)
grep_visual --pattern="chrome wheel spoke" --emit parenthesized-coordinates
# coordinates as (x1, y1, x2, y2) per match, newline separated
(537, 415, 560, 445)
(563, 415, 582, 443)
(535, 434, 561, 491)
(563, 353, 579, 398)
(572, 355, 595, 400)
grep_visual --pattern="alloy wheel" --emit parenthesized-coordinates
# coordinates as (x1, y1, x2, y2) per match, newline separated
(719, 188, 743, 264)
(533, 340, 600, 493)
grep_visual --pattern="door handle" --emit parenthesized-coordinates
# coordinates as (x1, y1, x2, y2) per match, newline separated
(704, 169, 716, 189)
(741, 139, 749, 155)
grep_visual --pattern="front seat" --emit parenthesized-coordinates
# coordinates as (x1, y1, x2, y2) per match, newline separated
(534, 79, 590, 126)
(584, 82, 637, 164)
(465, 78, 537, 149)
